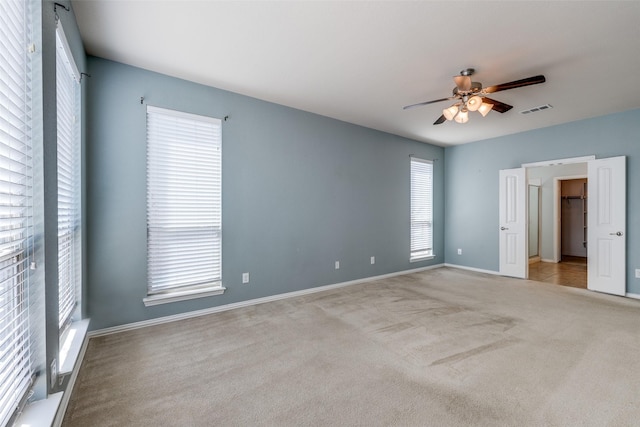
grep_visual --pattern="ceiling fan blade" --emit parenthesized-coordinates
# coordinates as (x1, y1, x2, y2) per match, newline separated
(403, 96, 456, 110)
(483, 75, 546, 94)
(453, 75, 472, 91)
(433, 114, 446, 125)
(481, 97, 513, 113)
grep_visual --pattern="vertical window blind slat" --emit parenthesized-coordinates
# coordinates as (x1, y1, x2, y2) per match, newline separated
(0, 0, 33, 425)
(56, 26, 81, 330)
(146, 106, 222, 294)
(410, 158, 433, 259)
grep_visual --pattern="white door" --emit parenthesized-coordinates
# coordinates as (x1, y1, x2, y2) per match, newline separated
(587, 156, 626, 295)
(499, 168, 527, 278)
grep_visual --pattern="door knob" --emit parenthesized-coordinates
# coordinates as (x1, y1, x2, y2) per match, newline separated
(500, 227, 509, 231)
(609, 231, 623, 236)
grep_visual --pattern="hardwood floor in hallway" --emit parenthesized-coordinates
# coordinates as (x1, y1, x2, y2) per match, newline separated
(528, 256, 587, 289)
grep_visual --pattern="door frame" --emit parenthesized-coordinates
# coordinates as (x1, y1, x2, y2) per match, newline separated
(521, 156, 595, 169)
(520, 156, 594, 271)
(528, 180, 541, 264)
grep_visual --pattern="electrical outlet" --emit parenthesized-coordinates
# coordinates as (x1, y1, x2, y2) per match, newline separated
(335, 261, 340, 270)
(636, 269, 640, 279)
(370, 256, 375, 265)
(457, 249, 462, 255)
(242, 272, 249, 284)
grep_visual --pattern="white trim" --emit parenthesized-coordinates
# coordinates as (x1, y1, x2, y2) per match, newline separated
(143, 285, 226, 307)
(91, 264, 444, 337)
(521, 155, 595, 168)
(444, 263, 501, 276)
(541, 258, 556, 263)
(553, 175, 588, 180)
(626, 293, 640, 300)
(529, 183, 541, 261)
(410, 255, 435, 263)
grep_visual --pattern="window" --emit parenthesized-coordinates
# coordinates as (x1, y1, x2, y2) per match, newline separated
(0, 0, 34, 424)
(410, 157, 433, 261)
(144, 106, 224, 306)
(56, 23, 81, 331)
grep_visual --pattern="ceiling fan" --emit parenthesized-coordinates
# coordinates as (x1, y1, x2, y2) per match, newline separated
(403, 68, 546, 125)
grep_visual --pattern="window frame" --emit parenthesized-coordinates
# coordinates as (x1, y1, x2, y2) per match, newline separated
(56, 22, 82, 332)
(410, 157, 434, 262)
(143, 106, 224, 307)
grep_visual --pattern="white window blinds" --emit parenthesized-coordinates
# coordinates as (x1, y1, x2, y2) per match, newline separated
(146, 106, 222, 295)
(0, 0, 34, 424)
(410, 157, 433, 260)
(56, 25, 81, 330)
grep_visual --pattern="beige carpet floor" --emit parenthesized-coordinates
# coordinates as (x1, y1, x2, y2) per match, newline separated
(63, 268, 640, 426)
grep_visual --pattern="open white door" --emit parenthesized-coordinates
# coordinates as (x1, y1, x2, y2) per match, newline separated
(499, 168, 527, 278)
(587, 156, 626, 295)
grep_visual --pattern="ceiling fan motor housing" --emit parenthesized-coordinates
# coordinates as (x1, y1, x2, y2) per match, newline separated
(453, 82, 482, 96)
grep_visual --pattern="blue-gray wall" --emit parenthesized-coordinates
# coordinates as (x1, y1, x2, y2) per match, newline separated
(85, 57, 444, 330)
(444, 109, 640, 294)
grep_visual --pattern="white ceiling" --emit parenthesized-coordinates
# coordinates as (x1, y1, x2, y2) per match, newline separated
(71, 1, 640, 147)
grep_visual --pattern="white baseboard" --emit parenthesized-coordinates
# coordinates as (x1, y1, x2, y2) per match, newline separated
(89, 263, 445, 337)
(445, 264, 640, 303)
(541, 258, 556, 263)
(444, 263, 500, 276)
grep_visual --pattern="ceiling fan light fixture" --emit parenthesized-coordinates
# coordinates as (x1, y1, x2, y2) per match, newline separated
(402, 68, 546, 126)
(443, 105, 458, 121)
(454, 109, 469, 123)
(466, 96, 483, 112)
(478, 102, 493, 117)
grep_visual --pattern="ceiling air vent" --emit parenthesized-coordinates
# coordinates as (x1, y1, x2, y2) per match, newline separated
(520, 104, 553, 115)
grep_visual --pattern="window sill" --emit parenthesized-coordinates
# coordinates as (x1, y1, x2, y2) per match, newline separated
(59, 319, 90, 374)
(14, 392, 63, 427)
(143, 285, 226, 307)
(410, 255, 435, 263)
(15, 319, 89, 427)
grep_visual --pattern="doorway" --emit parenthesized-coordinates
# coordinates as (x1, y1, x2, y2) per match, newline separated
(560, 178, 587, 261)
(499, 155, 626, 297)
(526, 168, 588, 289)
